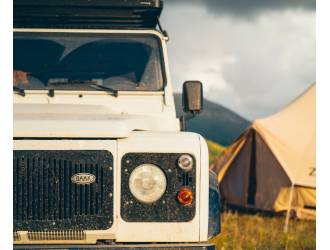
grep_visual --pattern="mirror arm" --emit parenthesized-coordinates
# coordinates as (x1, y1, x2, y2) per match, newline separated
(180, 112, 197, 131)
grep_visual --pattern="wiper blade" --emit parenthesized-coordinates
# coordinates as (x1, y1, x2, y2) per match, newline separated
(13, 86, 25, 96)
(48, 79, 96, 85)
(89, 83, 118, 97)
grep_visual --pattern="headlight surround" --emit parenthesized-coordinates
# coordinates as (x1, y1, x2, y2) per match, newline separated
(128, 163, 167, 204)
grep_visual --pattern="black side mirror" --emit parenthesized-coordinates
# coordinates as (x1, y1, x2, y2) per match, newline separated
(182, 81, 203, 114)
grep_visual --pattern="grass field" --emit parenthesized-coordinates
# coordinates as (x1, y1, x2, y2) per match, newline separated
(206, 140, 226, 164)
(210, 212, 316, 250)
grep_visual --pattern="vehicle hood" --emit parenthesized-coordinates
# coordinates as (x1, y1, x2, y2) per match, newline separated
(14, 103, 179, 138)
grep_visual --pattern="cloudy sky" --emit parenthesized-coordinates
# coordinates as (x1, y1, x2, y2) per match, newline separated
(161, 0, 315, 120)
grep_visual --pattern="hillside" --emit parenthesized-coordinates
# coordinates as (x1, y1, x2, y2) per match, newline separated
(174, 94, 250, 146)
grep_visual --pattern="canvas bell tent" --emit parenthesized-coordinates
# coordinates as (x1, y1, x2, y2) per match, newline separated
(211, 83, 316, 219)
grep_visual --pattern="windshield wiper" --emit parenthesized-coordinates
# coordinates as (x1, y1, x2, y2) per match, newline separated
(89, 84, 118, 97)
(48, 79, 96, 85)
(48, 80, 118, 97)
(13, 86, 25, 96)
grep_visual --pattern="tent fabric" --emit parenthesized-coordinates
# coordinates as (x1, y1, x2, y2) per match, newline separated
(252, 84, 316, 187)
(274, 186, 316, 213)
(211, 83, 316, 215)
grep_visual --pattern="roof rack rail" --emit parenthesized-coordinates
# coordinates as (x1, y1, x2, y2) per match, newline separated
(14, 0, 163, 29)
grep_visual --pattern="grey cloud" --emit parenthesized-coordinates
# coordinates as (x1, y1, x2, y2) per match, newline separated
(161, 3, 315, 119)
(164, 0, 315, 18)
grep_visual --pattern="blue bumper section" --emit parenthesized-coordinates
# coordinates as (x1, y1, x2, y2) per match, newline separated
(208, 170, 221, 239)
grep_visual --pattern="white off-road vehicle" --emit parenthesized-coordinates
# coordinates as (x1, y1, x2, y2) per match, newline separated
(13, 0, 221, 249)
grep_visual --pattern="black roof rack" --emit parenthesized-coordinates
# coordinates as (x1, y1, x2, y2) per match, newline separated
(14, 0, 163, 29)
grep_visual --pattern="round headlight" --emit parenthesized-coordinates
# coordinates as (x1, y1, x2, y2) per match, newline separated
(177, 154, 193, 172)
(129, 164, 167, 204)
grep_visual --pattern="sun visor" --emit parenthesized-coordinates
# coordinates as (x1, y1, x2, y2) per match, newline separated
(14, 0, 163, 29)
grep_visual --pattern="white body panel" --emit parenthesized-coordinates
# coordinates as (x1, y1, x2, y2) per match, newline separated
(116, 132, 208, 242)
(14, 101, 179, 138)
(14, 132, 209, 243)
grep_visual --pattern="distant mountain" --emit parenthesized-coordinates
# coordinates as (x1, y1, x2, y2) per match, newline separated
(174, 94, 250, 146)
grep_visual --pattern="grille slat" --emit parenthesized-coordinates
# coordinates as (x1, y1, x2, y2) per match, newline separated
(50, 158, 55, 220)
(85, 163, 91, 215)
(14, 150, 113, 231)
(75, 163, 80, 215)
(63, 160, 71, 219)
(70, 160, 74, 219)
(90, 164, 95, 215)
(22, 156, 28, 220)
(59, 159, 64, 220)
(54, 159, 59, 220)
(27, 158, 32, 219)
(46, 158, 52, 220)
(14, 157, 18, 220)
(31, 157, 39, 219)
(38, 158, 43, 220)
(80, 163, 85, 215)
(95, 164, 100, 214)
(99, 164, 103, 213)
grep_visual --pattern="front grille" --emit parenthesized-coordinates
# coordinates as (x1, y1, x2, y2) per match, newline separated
(28, 230, 86, 241)
(14, 150, 113, 232)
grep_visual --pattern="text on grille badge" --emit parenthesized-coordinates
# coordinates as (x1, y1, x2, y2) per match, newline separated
(71, 173, 96, 185)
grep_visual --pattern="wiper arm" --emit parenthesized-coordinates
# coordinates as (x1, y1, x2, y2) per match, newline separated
(89, 83, 118, 97)
(13, 86, 25, 96)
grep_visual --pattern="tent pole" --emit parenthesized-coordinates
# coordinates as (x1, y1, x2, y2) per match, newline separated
(284, 184, 295, 233)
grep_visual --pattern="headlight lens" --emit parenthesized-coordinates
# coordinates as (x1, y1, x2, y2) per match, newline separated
(129, 163, 167, 204)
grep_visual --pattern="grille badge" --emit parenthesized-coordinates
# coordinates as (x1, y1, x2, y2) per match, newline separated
(71, 173, 96, 185)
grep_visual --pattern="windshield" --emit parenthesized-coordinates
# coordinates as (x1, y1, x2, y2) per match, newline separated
(13, 32, 165, 91)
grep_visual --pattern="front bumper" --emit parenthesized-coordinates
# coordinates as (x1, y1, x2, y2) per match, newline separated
(14, 243, 216, 250)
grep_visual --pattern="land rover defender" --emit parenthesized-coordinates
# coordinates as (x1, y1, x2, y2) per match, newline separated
(13, 0, 221, 249)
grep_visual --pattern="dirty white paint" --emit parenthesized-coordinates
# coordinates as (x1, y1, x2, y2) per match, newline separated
(14, 132, 209, 243)
(13, 28, 210, 244)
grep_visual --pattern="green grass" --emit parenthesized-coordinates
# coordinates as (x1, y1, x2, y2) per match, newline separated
(206, 139, 226, 164)
(210, 212, 316, 250)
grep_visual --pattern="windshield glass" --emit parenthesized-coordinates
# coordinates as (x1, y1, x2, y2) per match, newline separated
(13, 32, 164, 91)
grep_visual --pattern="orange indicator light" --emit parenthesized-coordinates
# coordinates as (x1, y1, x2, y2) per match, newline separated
(177, 187, 193, 206)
